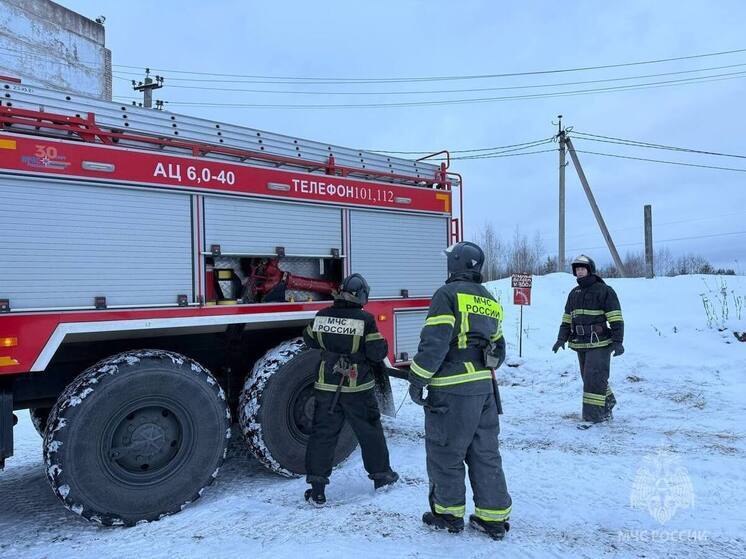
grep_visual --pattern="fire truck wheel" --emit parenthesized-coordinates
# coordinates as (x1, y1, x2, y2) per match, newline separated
(43, 350, 230, 526)
(238, 338, 358, 476)
(29, 407, 51, 438)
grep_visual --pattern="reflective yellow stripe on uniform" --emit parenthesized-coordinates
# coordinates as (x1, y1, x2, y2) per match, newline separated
(490, 326, 503, 342)
(434, 503, 466, 518)
(569, 339, 612, 349)
(429, 369, 493, 387)
(425, 314, 456, 327)
(571, 309, 606, 317)
(474, 505, 512, 522)
(458, 313, 470, 349)
(605, 310, 624, 323)
(365, 332, 384, 342)
(562, 313, 572, 324)
(410, 360, 435, 379)
(351, 334, 360, 353)
(317, 331, 327, 350)
(314, 380, 376, 393)
(583, 392, 606, 406)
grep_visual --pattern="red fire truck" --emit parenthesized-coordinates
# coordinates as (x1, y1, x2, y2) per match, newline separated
(0, 77, 462, 525)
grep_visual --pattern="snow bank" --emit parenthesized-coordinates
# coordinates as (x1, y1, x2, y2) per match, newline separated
(0, 274, 744, 558)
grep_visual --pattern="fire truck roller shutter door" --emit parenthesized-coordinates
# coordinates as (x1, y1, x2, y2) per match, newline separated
(349, 210, 449, 299)
(203, 197, 342, 256)
(394, 310, 429, 361)
(0, 177, 193, 310)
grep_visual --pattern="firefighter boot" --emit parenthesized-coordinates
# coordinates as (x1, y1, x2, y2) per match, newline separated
(422, 511, 464, 533)
(469, 515, 510, 540)
(304, 483, 326, 507)
(372, 470, 400, 491)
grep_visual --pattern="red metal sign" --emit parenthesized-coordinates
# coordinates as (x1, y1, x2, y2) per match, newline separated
(0, 134, 451, 214)
(513, 287, 531, 306)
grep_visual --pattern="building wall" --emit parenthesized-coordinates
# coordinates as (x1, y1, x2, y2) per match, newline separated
(0, 0, 111, 99)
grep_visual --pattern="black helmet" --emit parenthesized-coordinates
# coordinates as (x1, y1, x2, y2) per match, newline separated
(571, 254, 596, 275)
(338, 273, 370, 306)
(444, 241, 485, 276)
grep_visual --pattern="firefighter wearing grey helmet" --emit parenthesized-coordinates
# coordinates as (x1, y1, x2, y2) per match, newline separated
(553, 254, 625, 424)
(444, 241, 485, 277)
(407, 241, 512, 539)
(301, 273, 398, 505)
(337, 273, 370, 306)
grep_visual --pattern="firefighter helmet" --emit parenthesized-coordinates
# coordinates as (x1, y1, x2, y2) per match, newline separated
(571, 254, 596, 275)
(444, 241, 485, 276)
(338, 273, 370, 306)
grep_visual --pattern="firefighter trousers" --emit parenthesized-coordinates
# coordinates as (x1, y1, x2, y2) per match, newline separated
(424, 390, 512, 523)
(577, 346, 616, 422)
(305, 389, 392, 485)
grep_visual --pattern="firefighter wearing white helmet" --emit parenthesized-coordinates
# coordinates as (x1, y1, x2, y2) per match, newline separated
(408, 241, 512, 540)
(553, 254, 625, 426)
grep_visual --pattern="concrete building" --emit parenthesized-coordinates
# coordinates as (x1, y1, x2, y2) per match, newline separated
(0, 0, 111, 99)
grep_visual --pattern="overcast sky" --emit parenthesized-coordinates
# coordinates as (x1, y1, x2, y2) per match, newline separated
(60, 0, 746, 271)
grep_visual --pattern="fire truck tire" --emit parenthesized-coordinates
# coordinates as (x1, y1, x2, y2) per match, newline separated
(43, 350, 231, 526)
(29, 407, 51, 438)
(238, 338, 358, 476)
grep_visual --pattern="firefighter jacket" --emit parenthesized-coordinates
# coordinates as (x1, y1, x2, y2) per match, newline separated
(408, 273, 505, 395)
(303, 299, 388, 393)
(556, 274, 624, 350)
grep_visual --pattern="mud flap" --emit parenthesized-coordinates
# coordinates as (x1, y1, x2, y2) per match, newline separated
(0, 389, 14, 469)
(372, 362, 395, 417)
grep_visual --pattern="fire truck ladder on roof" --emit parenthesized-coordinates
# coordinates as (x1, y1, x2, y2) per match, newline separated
(0, 79, 458, 191)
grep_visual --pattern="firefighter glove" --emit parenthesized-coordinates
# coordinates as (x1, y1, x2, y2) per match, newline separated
(409, 383, 427, 406)
(612, 342, 625, 357)
(552, 340, 565, 353)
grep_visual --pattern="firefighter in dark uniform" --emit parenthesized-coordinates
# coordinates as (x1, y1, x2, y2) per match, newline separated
(408, 241, 512, 541)
(552, 255, 625, 424)
(302, 273, 399, 506)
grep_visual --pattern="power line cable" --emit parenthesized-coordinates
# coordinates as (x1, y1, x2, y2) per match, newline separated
(573, 149, 746, 172)
(415, 146, 557, 162)
(368, 137, 554, 155)
(547, 210, 746, 244)
(111, 62, 746, 94)
(109, 47, 746, 84)
(571, 131, 746, 160)
(567, 229, 746, 252)
(452, 147, 556, 160)
(148, 70, 746, 109)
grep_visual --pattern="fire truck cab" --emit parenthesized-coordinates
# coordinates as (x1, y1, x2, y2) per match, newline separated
(0, 78, 461, 525)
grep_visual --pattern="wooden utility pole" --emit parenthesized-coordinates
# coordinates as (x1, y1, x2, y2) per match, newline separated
(557, 115, 566, 272)
(644, 204, 654, 278)
(564, 137, 627, 277)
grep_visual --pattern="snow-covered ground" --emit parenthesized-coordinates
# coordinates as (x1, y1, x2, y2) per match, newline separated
(1, 274, 745, 558)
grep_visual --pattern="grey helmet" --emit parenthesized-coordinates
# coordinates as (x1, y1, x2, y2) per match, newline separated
(444, 241, 485, 276)
(571, 254, 596, 275)
(337, 273, 370, 306)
